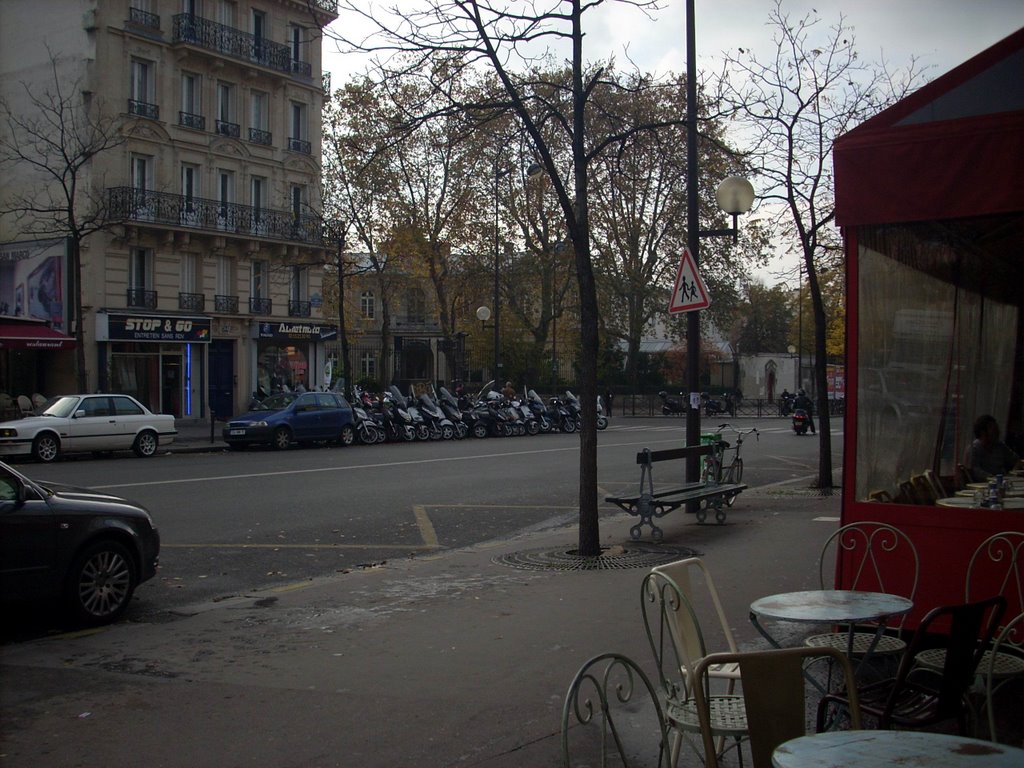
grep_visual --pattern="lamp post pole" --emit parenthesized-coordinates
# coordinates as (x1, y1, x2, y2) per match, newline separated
(492, 162, 510, 382)
(797, 261, 803, 393)
(685, 0, 702, 487)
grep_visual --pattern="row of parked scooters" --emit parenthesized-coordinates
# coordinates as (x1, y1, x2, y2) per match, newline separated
(348, 380, 609, 444)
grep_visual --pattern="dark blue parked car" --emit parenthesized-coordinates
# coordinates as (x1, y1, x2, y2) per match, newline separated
(223, 392, 356, 451)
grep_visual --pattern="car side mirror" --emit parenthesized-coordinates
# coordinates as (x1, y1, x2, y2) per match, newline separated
(74, 410, 86, 419)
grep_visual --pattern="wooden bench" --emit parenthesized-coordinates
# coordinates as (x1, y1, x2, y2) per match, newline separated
(604, 444, 747, 540)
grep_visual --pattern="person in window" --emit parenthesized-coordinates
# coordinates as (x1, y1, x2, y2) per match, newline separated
(794, 389, 815, 434)
(965, 414, 1021, 482)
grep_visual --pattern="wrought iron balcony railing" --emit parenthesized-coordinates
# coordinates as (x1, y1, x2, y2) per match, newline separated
(216, 119, 240, 138)
(291, 59, 312, 78)
(215, 294, 239, 314)
(127, 288, 158, 309)
(128, 7, 161, 31)
(288, 300, 312, 318)
(249, 297, 273, 315)
(178, 292, 205, 311)
(322, 71, 331, 96)
(179, 111, 205, 130)
(108, 187, 326, 246)
(310, 0, 339, 14)
(172, 13, 295, 76)
(128, 99, 159, 120)
(248, 127, 272, 145)
(288, 137, 311, 155)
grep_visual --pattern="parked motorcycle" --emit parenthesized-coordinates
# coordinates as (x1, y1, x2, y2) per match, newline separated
(596, 394, 609, 430)
(701, 392, 724, 418)
(350, 386, 385, 444)
(659, 391, 686, 416)
(780, 392, 795, 416)
(526, 389, 556, 433)
(792, 408, 811, 436)
(417, 392, 456, 440)
(435, 387, 469, 439)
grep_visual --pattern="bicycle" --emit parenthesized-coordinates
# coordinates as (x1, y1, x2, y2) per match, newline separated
(702, 423, 759, 505)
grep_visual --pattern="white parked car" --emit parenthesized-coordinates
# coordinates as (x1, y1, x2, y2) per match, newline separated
(0, 394, 176, 463)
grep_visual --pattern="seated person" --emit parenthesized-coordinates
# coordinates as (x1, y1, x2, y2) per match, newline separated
(965, 414, 1022, 482)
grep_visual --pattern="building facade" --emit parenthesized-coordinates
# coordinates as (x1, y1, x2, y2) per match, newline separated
(0, 0, 337, 420)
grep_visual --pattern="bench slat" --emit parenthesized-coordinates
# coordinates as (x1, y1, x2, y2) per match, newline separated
(636, 444, 716, 464)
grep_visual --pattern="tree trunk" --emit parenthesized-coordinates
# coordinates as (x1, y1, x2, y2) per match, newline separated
(71, 235, 87, 392)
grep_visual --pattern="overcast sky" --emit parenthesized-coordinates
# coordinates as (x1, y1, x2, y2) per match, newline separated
(324, 1, 1024, 87)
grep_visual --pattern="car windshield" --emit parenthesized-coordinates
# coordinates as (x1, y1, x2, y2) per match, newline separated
(253, 393, 297, 411)
(40, 396, 81, 418)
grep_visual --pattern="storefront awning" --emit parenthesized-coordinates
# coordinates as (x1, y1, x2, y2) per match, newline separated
(0, 323, 76, 350)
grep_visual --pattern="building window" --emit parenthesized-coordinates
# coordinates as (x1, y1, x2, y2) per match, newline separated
(216, 254, 233, 295)
(182, 0, 199, 15)
(290, 266, 307, 303)
(130, 58, 153, 102)
(406, 287, 426, 324)
(181, 253, 200, 293)
(360, 351, 377, 378)
(216, 81, 238, 137)
(360, 290, 375, 320)
(249, 90, 270, 144)
(251, 176, 266, 232)
(217, 0, 235, 26)
(291, 185, 305, 219)
(217, 169, 234, 228)
(131, 154, 154, 217)
(181, 163, 200, 213)
(251, 259, 266, 299)
(180, 72, 203, 129)
(130, 248, 154, 290)
(288, 103, 309, 153)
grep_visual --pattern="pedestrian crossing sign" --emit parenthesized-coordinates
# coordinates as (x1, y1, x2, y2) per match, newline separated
(668, 248, 711, 313)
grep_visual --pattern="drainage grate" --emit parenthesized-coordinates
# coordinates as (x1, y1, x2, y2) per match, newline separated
(493, 543, 700, 572)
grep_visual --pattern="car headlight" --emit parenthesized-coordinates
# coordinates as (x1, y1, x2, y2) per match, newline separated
(250, 420, 269, 428)
(0, 428, 17, 438)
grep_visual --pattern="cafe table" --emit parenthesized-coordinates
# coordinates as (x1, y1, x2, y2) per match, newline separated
(936, 496, 1024, 509)
(773, 729, 1024, 768)
(749, 590, 913, 692)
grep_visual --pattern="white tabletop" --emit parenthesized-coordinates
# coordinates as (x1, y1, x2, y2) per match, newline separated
(750, 590, 913, 624)
(774, 730, 1024, 768)
(937, 496, 1024, 509)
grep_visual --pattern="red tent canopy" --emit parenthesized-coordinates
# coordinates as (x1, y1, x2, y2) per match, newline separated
(0, 322, 75, 351)
(834, 27, 1024, 228)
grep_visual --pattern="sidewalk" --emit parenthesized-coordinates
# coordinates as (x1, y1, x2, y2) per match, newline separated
(0, 488, 842, 768)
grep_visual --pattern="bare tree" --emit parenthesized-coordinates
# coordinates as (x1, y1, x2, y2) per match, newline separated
(333, 0, 701, 555)
(0, 54, 124, 390)
(715, 1, 925, 488)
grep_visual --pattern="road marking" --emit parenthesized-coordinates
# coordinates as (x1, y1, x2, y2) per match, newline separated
(162, 542, 439, 550)
(815, 516, 841, 522)
(413, 504, 439, 548)
(270, 581, 316, 594)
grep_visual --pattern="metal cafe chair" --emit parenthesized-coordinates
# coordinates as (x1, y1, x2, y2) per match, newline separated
(641, 570, 747, 768)
(693, 647, 862, 768)
(805, 521, 919, 660)
(985, 610, 1024, 743)
(818, 596, 1006, 735)
(561, 652, 671, 768)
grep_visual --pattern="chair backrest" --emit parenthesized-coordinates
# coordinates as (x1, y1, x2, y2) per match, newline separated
(17, 394, 33, 414)
(641, 570, 706, 704)
(561, 652, 670, 768)
(693, 647, 862, 768)
(910, 474, 937, 504)
(966, 532, 1024, 622)
(886, 595, 1006, 728)
(923, 469, 948, 500)
(31, 393, 46, 409)
(818, 521, 919, 628)
(985, 610, 1024, 743)
(652, 558, 738, 656)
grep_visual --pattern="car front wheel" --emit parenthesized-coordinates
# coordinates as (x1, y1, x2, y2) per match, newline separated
(133, 430, 159, 458)
(272, 426, 292, 450)
(66, 539, 137, 625)
(32, 432, 60, 463)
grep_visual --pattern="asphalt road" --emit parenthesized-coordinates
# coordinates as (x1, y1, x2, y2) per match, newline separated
(10, 416, 836, 627)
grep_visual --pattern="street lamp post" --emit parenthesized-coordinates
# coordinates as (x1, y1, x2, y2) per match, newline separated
(685, 0, 755, 492)
(492, 162, 511, 381)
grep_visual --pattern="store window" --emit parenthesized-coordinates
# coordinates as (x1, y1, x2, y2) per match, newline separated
(257, 343, 308, 394)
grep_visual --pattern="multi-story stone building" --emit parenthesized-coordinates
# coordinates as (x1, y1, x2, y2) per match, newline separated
(0, 0, 337, 420)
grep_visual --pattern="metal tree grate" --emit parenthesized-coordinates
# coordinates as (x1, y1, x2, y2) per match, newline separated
(493, 543, 700, 572)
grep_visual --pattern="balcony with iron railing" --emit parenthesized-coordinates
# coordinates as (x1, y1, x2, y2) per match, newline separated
(179, 111, 205, 130)
(108, 187, 326, 246)
(309, 0, 339, 15)
(128, 99, 159, 120)
(127, 7, 161, 32)
(288, 137, 311, 155)
(216, 119, 240, 139)
(127, 288, 158, 309)
(178, 292, 205, 311)
(249, 297, 273, 315)
(248, 127, 272, 146)
(215, 294, 239, 314)
(288, 300, 312, 318)
(172, 13, 301, 77)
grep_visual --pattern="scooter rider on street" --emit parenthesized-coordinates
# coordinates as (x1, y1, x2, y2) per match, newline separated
(794, 389, 815, 434)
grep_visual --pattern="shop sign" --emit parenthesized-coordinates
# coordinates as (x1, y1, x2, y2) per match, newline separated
(258, 322, 338, 341)
(106, 313, 212, 343)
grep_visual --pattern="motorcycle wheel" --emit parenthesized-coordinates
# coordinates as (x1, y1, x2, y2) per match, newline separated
(441, 424, 455, 440)
(562, 418, 577, 433)
(371, 426, 386, 444)
(662, 406, 672, 416)
(455, 423, 468, 439)
(597, 416, 608, 430)
(415, 424, 430, 440)
(526, 420, 540, 436)
(402, 426, 416, 441)
(472, 422, 488, 439)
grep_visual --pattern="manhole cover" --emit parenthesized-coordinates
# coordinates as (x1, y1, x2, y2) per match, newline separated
(493, 543, 700, 572)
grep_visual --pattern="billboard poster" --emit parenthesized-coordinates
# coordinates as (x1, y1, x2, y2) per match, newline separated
(0, 238, 67, 332)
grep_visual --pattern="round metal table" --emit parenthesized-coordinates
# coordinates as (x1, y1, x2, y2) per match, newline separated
(750, 590, 913, 625)
(773, 729, 1024, 768)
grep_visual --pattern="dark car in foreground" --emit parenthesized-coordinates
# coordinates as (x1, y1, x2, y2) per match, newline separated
(0, 461, 160, 625)
(223, 391, 357, 450)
